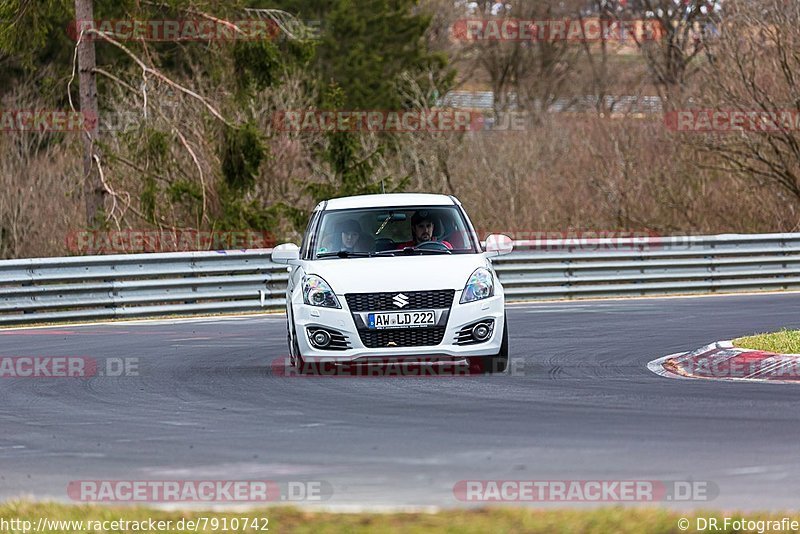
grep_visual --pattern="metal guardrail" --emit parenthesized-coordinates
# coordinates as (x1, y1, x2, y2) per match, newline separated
(0, 250, 287, 325)
(1, 233, 799, 325)
(439, 91, 662, 114)
(496, 233, 800, 300)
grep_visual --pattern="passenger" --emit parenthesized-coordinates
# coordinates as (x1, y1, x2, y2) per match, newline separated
(339, 219, 364, 252)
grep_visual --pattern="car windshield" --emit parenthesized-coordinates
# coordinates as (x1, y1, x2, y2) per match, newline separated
(311, 206, 479, 259)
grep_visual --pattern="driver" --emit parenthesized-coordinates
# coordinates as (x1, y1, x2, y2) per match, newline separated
(396, 210, 453, 249)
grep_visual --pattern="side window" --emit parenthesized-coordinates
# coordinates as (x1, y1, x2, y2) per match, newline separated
(300, 211, 320, 260)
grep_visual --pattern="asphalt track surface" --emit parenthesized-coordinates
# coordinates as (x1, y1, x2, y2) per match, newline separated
(1, 293, 800, 511)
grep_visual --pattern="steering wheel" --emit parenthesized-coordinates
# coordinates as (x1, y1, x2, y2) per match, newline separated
(415, 240, 450, 251)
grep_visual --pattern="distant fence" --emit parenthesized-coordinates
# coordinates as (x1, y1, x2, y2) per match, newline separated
(438, 91, 662, 114)
(0, 233, 799, 325)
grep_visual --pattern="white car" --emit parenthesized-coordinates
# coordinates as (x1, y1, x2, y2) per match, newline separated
(271, 193, 513, 373)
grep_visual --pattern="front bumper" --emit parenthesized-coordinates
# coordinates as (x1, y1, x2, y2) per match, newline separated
(292, 293, 505, 362)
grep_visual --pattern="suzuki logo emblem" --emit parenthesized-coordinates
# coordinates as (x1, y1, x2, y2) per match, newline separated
(393, 293, 409, 308)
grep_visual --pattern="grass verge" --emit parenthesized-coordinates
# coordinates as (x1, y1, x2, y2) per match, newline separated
(2, 503, 800, 533)
(734, 329, 800, 354)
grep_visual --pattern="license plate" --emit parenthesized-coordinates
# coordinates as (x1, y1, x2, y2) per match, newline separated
(367, 310, 436, 329)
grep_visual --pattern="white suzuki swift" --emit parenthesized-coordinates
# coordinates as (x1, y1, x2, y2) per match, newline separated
(271, 193, 513, 373)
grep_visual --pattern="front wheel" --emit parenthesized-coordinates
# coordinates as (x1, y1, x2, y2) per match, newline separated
(471, 315, 509, 374)
(287, 308, 305, 369)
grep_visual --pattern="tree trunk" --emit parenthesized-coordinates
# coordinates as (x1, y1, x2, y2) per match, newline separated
(74, 0, 105, 227)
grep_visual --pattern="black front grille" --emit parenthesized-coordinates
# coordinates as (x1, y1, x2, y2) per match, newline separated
(358, 327, 446, 348)
(345, 290, 455, 312)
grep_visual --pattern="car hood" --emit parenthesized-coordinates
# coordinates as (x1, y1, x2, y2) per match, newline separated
(304, 254, 489, 294)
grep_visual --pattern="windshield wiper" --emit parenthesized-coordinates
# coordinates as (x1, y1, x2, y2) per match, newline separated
(375, 246, 451, 256)
(317, 250, 373, 259)
(411, 246, 451, 255)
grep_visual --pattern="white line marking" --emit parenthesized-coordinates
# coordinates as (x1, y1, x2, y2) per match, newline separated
(0, 313, 284, 332)
(506, 288, 800, 306)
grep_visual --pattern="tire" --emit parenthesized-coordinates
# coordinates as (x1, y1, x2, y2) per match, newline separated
(473, 315, 509, 374)
(292, 336, 306, 370)
(288, 331, 312, 376)
(287, 322, 295, 366)
(287, 308, 305, 369)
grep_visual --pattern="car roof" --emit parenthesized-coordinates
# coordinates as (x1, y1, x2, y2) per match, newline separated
(319, 193, 459, 211)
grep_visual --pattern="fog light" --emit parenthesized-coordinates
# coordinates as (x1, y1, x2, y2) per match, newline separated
(472, 323, 491, 341)
(311, 329, 331, 348)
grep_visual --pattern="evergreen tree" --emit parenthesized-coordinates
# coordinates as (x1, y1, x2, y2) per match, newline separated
(320, 0, 451, 109)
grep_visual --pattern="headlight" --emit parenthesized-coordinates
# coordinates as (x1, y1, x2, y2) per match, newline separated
(303, 275, 341, 308)
(460, 267, 494, 303)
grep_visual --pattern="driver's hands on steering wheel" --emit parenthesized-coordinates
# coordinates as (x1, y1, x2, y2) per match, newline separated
(415, 240, 453, 251)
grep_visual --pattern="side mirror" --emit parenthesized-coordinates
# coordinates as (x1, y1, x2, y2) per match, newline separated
(484, 234, 514, 257)
(271, 243, 300, 264)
